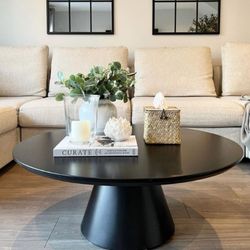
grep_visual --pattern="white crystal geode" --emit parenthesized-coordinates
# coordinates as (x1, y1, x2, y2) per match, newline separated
(104, 117, 132, 141)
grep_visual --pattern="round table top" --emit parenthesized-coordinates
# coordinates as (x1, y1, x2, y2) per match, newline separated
(13, 125, 243, 186)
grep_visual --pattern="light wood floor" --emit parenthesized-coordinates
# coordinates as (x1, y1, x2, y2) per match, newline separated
(1, 162, 250, 250)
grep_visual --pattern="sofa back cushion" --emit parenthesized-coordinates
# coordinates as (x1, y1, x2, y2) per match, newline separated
(48, 47, 128, 96)
(222, 43, 250, 96)
(134, 47, 216, 97)
(0, 46, 48, 97)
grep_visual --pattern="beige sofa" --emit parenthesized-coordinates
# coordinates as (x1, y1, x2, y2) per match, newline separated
(0, 44, 249, 169)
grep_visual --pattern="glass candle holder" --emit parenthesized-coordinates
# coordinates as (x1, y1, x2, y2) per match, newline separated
(64, 95, 100, 144)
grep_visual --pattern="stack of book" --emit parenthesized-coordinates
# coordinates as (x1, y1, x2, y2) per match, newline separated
(53, 135, 138, 157)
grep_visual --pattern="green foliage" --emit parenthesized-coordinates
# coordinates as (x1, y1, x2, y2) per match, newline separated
(55, 62, 135, 103)
(189, 14, 218, 33)
(55, 93, 65, 101)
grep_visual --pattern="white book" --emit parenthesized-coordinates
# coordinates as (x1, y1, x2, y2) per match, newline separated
(53, 136, 138, 157)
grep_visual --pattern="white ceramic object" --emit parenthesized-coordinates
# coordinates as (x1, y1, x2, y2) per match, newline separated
(97, 99, 117, 134)
(153, 92, 167, 109)
(104, 117, 132, 141)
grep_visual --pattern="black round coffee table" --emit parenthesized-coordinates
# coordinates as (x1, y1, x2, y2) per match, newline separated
(13, 125, 243, 250)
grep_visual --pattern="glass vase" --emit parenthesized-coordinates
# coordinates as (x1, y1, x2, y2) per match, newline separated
(64, 95, 100, 144)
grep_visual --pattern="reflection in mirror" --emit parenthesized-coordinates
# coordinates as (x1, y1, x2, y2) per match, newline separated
(47, 0, 114, 34)
(49, 2, 69, 32)
(71, 2, 90, 32)
(155, 3, 175, 33)
(176, 2, 196, 33)
(92, 2, 112, 33)
(153, 0, 220, 35)
(197, 2, 219, 33)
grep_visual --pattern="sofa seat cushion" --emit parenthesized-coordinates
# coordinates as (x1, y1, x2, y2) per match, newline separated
(19, 97, 131, 128)
(222, 43, 250, 96)
(0, 46, 48, 97)
(0, 96, 42, 110)
(134, 47, 216, 97)
(19, 98, 65, 128)
(0, 107, 17, 134)
(132, 97, 244, 127)
(220, 96, 249, 107)
(49, 47, 128, 96)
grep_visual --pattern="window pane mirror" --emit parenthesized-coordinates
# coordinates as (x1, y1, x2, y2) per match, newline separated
(153, 0, 221, 35)
(47, 0, 114, 34)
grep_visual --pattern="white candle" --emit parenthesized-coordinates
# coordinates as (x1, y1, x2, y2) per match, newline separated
(70, 120, 91, 143)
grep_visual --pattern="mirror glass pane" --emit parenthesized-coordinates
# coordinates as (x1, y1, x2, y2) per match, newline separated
(92, 2, 112, 33)
(198, 2, 219, 33)
(71, 2, 90, 32)
(176, 2, 196, 33)
(49, 2, 69, 32)
(155, 3, 175, 33)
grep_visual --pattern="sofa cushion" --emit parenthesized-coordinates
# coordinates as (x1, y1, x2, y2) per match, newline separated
(220, 96, 249, 107)
(0, 107, 17, 134)
(134, 47, 216, 97)
(222, 43, 250, 96)
(19, 97, 131, 128)
(0, 96, 42, 110)
(48, 47, 128, 96)
(132, 97, 244, 127)
(19, 98, 65, 128)
(0, 46, 48, 97)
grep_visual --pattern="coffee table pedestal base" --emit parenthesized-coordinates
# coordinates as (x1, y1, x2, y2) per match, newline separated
(81, 185, 174, 250)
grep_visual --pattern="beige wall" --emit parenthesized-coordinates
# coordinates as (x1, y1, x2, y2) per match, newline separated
(0, 0, 250, 65)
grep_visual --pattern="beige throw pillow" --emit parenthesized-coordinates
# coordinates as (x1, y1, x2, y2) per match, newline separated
(134, 47, 216, 97)
(0, 46, 48, 97)
(222, 43, 250, 96)
(48, 47, 128, 96)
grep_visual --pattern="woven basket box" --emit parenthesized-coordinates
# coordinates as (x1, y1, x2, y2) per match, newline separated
(144, 106, 181, 144)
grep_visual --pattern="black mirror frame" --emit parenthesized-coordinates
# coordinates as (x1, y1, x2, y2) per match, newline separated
(47, 0, 114, 35)
(152, 0, 221, 35)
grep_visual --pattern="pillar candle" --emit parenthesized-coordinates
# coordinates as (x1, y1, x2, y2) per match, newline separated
(70, 120, 91, 143)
